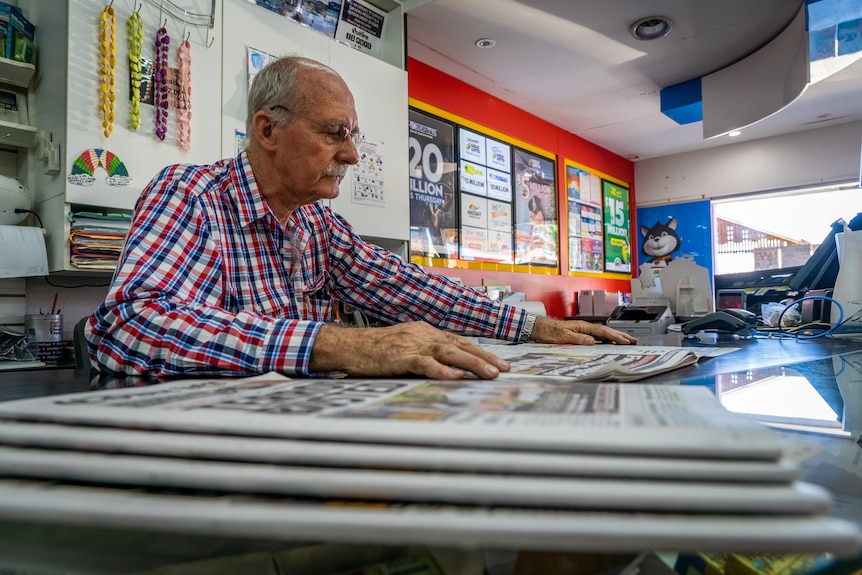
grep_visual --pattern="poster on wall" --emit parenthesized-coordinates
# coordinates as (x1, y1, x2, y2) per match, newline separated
(408, 108, 457, 258)
(247, 0, 343, 38)
(636, 200, 714, 284)
(460, 194, 489, 260)
(566, 163, 604, 273)
(246, 47, 278, 92)
(513, 148, 558, 267)
(350, 139, 385, 206)
(602, 180, 631, 273)
(457, 128, 513, 263)
(487, 198, 514, 263)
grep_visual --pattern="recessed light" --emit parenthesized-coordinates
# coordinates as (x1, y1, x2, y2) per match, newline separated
(728, 130, 742, 137)
(475, 38, 496, 48)
(630, 16, 673, 41)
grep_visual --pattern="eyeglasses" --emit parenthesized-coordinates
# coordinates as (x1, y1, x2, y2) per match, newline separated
(270, 105, 364, 147)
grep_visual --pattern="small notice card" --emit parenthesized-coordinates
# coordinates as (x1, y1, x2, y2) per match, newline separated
(335, 0, 386, 57)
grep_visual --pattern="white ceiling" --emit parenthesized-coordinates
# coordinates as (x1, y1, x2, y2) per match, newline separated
(405, 0, 862, 161)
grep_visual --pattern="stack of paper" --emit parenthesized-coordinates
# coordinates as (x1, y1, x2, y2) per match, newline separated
(67, 209, 131, 271)
(0, 372, 858, 556)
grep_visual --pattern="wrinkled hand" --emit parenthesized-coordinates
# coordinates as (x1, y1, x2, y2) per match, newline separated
(531, 317, 638, 345)
(310, 321, 511, 380)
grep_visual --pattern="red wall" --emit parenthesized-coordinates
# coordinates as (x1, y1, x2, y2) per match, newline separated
(408, 58, 637, 318)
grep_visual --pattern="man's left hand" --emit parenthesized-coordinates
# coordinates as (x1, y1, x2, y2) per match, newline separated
(530, 317, 638, 345)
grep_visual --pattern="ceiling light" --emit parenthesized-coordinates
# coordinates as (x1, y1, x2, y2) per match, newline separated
(475, 38, 496, 48)
(630, 16, 673, 41)
(728, 130, 742, 137)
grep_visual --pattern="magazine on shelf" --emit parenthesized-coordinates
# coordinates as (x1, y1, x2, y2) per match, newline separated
(485, 343, 722, 382)
(0, 420, 801, 483)
(0, 374, 786, 460)
(0, 479, 858, 556)
(0, 445, 830, 514)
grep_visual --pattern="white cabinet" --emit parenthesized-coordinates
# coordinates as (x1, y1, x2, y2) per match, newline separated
(0, 55, 36, 149)
(329, 41, 408, 243)
(0, 56, 36, 193)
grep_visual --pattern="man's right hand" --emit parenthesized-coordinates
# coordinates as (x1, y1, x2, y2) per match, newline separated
(309, 322, 511, 380)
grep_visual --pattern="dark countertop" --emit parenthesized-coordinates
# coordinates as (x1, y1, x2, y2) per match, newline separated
(635, 332, 862, 381)
(0, 366, 94, 402)
(3, 333, 858, 398)
(0, 336, 860, 574)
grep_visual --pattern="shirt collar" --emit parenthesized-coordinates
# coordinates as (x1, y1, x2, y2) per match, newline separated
(230, 151, 274, 228)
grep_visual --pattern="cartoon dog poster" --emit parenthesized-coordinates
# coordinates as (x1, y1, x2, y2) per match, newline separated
(636, 200, 713, 280)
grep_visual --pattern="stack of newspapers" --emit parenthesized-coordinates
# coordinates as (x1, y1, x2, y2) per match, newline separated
(0, 344, 859, 557)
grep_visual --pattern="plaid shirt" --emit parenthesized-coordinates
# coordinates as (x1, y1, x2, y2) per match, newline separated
(88, 152, 528, 376)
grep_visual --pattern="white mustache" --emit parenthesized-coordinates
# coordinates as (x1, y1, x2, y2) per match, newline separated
(324, 164, 348, 178)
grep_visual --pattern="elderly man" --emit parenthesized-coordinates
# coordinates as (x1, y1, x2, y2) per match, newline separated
(87, 56, 635, 379)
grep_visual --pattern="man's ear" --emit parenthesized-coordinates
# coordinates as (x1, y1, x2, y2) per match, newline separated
(252, 110, 279, 152)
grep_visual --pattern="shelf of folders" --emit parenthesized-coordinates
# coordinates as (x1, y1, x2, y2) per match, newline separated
(67, 207, 131, 272)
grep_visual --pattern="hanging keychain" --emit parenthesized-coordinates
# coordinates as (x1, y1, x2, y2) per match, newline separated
(127, 5, 144, 130)
(100, 1, 116, 137)
(153, 23, 170, 141)
(177, 19, 192, 150)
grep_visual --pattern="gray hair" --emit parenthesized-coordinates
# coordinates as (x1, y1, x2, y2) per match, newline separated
(245, 56, 306, 141)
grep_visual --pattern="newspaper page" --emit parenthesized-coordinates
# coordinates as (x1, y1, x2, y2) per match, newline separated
(485, 343, 704, 382)
(0, 445, 831, 515)
(0, 479, 858, 557)
(0, 420, 801, 483)
(0, 374, 785, 460)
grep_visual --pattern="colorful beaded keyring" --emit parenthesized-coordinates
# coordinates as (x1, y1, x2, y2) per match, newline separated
(153, 25, 170, 141)
(100, 4, 116, 138)
(127, 10, 144, 130)
(177, 36, 192, 150)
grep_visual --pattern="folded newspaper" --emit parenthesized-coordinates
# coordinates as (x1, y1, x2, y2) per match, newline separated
(486, 343, 713, 382)
(0, 373, 784, 459)
(0, 420, 801, 482)
(0, 479, 859, 556)
(0, 445, 832, 514)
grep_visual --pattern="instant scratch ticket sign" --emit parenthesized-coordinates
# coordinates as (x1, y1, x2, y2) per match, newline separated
(602, 180, 631, 273)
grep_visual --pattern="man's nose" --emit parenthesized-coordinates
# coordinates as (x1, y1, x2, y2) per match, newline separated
(339, 137, 360, 164)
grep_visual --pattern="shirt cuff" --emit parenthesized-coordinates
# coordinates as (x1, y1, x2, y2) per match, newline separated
(495, 304, 531, 341)
(262, 319, 322, 376)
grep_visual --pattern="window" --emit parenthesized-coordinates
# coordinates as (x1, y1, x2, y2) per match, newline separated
(713, 183, 860, 275)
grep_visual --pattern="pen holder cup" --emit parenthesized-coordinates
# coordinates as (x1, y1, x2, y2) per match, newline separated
(25, 314, 63, 362)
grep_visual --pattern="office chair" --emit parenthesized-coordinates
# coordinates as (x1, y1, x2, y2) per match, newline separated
(73, 316, 92, 371)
